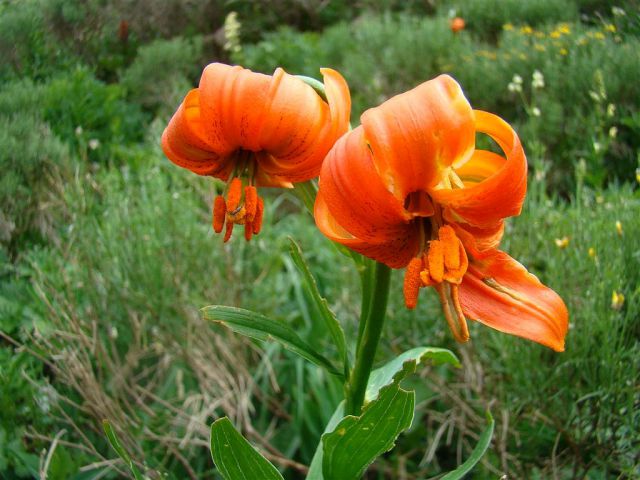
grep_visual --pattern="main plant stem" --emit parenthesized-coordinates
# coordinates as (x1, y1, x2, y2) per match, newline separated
(345, 262, 391, 416)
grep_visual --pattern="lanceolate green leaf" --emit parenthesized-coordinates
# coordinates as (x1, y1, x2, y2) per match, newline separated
(102, 420, 144, 480)
(202, 305, 343, 378)
(322, 383, 415, 480)
(288, 238, 349, 375)
(306, 347, 460, 479)
(306, 403, 345, 480)
(441, 411, 495, 480)
(210, 417, 283, 480)
(365, 347, 460, 403)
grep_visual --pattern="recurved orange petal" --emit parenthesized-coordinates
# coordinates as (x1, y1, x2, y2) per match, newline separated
(361, 74, 475, 200)
(198, 63, 271, 154)
(459, 250, 568, 351)
(316, 126, 413, 243)
(257, 68, 349, 182)
(161, 89, 232, 177)
(431, 110, 527, 227)
(315, 192, 419, 268)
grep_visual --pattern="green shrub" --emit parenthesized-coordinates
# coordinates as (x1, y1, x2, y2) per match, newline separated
(121, 36, 204, 113)
(0, 113, 69, 251)
(0, 0, 77, 81)
(42, 68, 147, 163)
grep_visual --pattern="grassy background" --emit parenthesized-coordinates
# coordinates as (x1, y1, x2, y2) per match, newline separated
(1, 0, 639, 478)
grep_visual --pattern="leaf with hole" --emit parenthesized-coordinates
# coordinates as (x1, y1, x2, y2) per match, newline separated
(321, 381, 415, 480)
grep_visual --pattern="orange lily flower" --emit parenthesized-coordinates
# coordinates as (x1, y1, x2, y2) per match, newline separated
(162, 63, 350, 241)
(450, 17, 466, 33)
(315, 75, 568, 351)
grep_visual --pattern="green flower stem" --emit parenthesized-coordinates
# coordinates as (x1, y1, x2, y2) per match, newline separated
(345, 262, 392, 416)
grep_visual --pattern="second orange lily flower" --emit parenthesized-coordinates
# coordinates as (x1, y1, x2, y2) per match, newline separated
(315, 75, 568, 351)
(162, 63, 350, 241)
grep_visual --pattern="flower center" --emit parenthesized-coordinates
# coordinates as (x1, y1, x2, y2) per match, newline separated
(212, 151, 264, 242)
(403, 223, 470, 343)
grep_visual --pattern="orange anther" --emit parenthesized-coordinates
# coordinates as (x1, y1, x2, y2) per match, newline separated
(223, 222, 234, 243)
(244, 186, 258, 222)
(443, 242, 468, 284)
(403, 257, 424, 309)
(420, 268, 436, 287)
(212, 195, 226, 233)
(439, 225, 460, 270)
(226, 177, 243, 212)
(427, 240, 444, 283)
(244, 222, 253, 242)
(252, 197, 264, 234)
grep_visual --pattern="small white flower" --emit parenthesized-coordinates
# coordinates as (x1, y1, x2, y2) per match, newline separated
(607, 103, 616, 117)
(88, 139, 100, 150)
(609, 126, 618, 138)
(531, 107, 541, 117)
(75, 126, 83, 136)
(508, 82, 522, 93)
(589, 91, 601, 102)
(593, 141, 602, 153)
(532, 70, 545, 89)
(109, 325, 119, 339)
(512, 74, 523, 85)
(612, 6, 626, 16)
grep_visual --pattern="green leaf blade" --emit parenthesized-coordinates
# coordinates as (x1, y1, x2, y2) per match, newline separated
(441, 411, 495, 480)
(102, 420, 144, 480)
(321, 383, 415, 480)
(365, 346, 460, 403)
(210, 417, 284, 480)
(202, 305, 342, 378)
(288, 238, 349, 374)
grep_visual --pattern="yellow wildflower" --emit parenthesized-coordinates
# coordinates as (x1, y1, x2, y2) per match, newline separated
(588, 247, 596, 258)
(521, 25, 533, 35)
(550, 31, 562, 39)
(555, 236, 570, 248)
(605, 24, 617, 33)
(594, 32, 605, 40)
(503, 23, 514, 31)
(560, 48, 568, 56)
(534, 44, 546, 51)
(615, 220, 623, 236)
(611, 291, 625, 310)
(558, 24, 571, 35)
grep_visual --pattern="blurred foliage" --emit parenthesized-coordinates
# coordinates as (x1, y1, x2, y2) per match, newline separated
(121, 36, 204, 113)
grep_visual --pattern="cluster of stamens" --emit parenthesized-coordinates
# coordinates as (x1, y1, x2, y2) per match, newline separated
(212, 177, 264, 242)
(403, 224, 470, 342)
